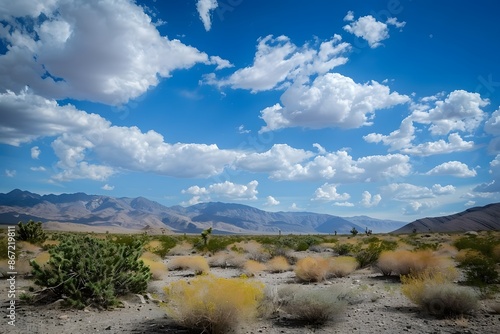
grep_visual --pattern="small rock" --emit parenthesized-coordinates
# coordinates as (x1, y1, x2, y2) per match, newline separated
(58, 315, 69, 320)
(105, 326, 111, 330)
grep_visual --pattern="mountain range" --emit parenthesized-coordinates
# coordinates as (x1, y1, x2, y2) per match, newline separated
(0, 189, 498, 234)
(0, 189, 405, 234)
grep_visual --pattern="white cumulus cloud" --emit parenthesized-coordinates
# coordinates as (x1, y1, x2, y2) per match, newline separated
(265, 196, 280, 206)
(343, 13, 405, 48)
(259, 73, 409, 132)
(197, 0, 218, 31)
(0, 0, 224, 105)
(360, 191, 381, 207)
(426, 161, 477, 177)
(205, 34, 350, 92)
(182, 180, 259, 203)
(102, 184, 114, 191)
(312, 183, 350, 202)
(31, 146, 41, 159)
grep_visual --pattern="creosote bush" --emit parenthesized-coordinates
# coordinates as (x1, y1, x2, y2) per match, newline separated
(30, 234, 151, 309)
(455, 249, 498, 285)
(164, 275, 264, 334)
(401, 270, 477, 317)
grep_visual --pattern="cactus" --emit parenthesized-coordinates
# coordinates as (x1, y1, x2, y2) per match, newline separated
(30, 234, 151, 309)
(17, 220, 47, 244)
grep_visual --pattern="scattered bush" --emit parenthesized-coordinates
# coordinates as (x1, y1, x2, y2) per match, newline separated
(243, 260, 267, 277)
(17, 220, 47, 244)
(265, 256, 290, 273)
(376, 250, 451, 277)
(167, 255, 210, 275)
(328, 256, 358, 278)
(456, 249, 498, 285)
(139, 252, 168, 280)
(277, 285, 347, 325)
(208, 251, 246, 268)
(146, 236, 178, 258)
(164, 275, 264, 334)
(355, 240, 397, 268)
(30, 234, 151, 309)
(454, 235, 499, 258)
(294, 257, 330, 282)
(401, 271, 478, 317)
(334, 243, 356, 256)
(167, 241, 194, 255)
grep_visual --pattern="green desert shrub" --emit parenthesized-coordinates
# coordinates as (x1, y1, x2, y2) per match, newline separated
(454, 234, 499, 258)
(277, 285, 347, 325)
(334, 243, 356, 256)
(30, 234, 151, 309)
(456, 250, 498, 285)
(355, 240, 397, 268)
(17, 220, 47, 244)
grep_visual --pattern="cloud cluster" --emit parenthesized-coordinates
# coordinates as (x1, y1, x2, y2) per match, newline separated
(182, 180, 258, 205)
(0, 0, 225, 105)
(343, 11, 406, 48)
(364, 90, 489, 156)
(260, 73, 409, 132)
(205, 34, 350, 92)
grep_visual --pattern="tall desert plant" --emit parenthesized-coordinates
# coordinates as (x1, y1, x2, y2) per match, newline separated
(18, 220, 47, 244)
(30, 234, 151, 309)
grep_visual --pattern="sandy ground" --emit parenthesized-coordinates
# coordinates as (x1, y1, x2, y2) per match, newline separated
(2, 255, 500, 334)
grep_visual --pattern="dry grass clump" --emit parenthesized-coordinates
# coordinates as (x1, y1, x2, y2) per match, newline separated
(164, 275, 264, 334)
(294, 257, 330, 282)
(139, 251, 168, 280)
(243, 260, 267, 277)
(265, 256, 290, 273)
(328, 256, 358, 278)
(19, 241, 41, 253)
(41, 239, 60, 248)
(277, 285, 347, 325)
(145, 240, 162, 252)
(168, 255, 209, 275)
(401, 270, 478, 317)
(376, 250, 451, 276)
(167, 241, 193, 256)
(231, 240, 269, 262)
(33, 251, 50, 266)
(434, 243, 458, 258)
(208, 251, 246, 268)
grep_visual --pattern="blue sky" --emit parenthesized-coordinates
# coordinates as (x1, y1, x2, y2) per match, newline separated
(1, 0, 500, 222)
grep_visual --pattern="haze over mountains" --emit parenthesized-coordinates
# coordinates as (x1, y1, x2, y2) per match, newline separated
(0, 189, 405, 234)
(0, 189, 498, 234)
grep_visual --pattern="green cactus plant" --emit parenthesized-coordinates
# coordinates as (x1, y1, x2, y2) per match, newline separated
(17, 220, 47, 244)
(30, 234, 151, 309)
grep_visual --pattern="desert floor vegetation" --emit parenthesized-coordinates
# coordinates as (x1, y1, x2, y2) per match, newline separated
(2, 230, 500, 333)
